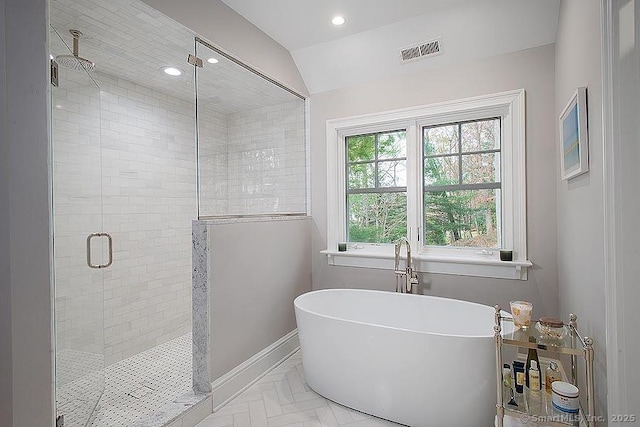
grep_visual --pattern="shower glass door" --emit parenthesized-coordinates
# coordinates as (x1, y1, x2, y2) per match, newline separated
(51, 26, 106, 427)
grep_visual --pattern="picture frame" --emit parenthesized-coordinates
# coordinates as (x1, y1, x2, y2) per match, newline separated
(559, 87, 589, 180)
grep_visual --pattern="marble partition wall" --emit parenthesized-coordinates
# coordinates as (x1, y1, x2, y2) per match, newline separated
(192, 220, 212, 393)
(191, 216, 311, 396)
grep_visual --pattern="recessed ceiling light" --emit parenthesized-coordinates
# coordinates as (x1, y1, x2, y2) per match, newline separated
(332, 16, 345, 26)
(207, 57, 219, 64)
(162, 66, 183, 76)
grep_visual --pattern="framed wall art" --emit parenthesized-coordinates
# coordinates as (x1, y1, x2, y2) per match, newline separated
(559, 87, 589, 180)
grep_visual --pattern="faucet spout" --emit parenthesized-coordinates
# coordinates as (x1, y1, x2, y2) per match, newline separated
(394, 238, 418, 293)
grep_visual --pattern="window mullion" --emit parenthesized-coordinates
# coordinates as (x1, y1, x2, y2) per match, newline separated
(458, 123, 463, 185)
(374, 133, 379, 189)
(405, 122, 420, 248)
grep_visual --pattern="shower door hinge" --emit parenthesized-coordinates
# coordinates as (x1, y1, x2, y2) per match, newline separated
(51, 59, 59, 87)
(56, 414, 64, 427)
(187, 54, 203, 68)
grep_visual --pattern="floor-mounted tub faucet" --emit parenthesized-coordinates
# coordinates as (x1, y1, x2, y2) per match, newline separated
(394, 238, 419, 293)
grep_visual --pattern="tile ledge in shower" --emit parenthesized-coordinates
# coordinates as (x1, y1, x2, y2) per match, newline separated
(322, 249, 532, 281)
(196, 214, 310, 225)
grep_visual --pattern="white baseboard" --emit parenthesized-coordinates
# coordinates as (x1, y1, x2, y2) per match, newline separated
(211, 330, 299, 411)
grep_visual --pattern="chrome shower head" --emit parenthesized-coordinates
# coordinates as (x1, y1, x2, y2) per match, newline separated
(56, 30, 95, 72)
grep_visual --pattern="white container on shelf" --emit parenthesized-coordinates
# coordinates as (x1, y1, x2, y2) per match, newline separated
(551, 381, 580, 413)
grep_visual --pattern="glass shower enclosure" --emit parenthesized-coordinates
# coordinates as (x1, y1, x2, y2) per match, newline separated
(195, 38, 307, 219)
(50, 1, 307, 425)
(50, 0, 198, 424)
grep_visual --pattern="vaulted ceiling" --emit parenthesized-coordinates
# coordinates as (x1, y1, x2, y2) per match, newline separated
(220, 0, 561, 94)
(50, 0, 561, 98)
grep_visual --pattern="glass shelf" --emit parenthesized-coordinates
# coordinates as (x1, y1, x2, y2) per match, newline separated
(500, 317, 585, 356)
(500, 356, 584, 426)
(502, 386, 583, 426)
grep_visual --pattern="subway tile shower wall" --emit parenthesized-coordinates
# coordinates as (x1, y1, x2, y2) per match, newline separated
(198, 106, 229, 216)
(53, 69, 195, 365)
(198, 100, 307, 216)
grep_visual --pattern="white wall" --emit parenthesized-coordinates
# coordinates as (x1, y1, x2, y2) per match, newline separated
(311, 44, 559, 316)
(555, 0, 607, 417)
(2, 0, 55, 426)
(209, 218, 311, 379)
(140, 0, 308, 97)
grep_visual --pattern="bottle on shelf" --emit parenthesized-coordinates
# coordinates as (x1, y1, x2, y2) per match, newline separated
(513, 361, 525, 394)
(503, 363, 512, 388)
(528, 360, 541, 392)
(545, 361, 562, 393)
(525, 336, 540, 388)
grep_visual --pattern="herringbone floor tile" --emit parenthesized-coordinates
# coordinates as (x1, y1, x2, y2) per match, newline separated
(195, 351, 402, 427)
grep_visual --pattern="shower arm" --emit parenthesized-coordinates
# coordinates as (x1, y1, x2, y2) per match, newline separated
(70, 29, 81, 57)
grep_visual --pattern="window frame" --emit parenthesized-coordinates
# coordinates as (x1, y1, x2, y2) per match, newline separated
(419, 117, 503, 254)
(323, 89, 531, 280)
(345, 129, 408, 242)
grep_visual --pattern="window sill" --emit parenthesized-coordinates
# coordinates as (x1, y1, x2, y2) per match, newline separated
(321, 249, 532, 280)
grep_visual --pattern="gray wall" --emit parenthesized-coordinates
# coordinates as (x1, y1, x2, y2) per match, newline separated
(0, 1, 13, 425)
(140, 0, 308, 96)
(2, 0, 54, 426)
(310, 44, 559, 317)
(209, 218, 311, 379)
(555, 0, 607, 417)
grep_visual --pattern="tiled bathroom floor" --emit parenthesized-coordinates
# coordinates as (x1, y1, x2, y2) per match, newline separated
(57, 333, 206, 427)
(195, 351, 403, 427)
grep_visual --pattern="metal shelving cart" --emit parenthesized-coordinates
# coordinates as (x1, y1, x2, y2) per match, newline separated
(494, 307, 595, 427)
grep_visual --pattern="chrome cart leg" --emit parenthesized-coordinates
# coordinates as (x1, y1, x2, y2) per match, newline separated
(495, 305, 504, 427)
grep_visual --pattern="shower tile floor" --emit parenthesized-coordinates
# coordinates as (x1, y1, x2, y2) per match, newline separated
(195, 351, 403, 427)
(57, 333, 207, 427)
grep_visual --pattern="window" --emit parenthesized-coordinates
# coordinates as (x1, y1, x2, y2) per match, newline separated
(324, 90, 531, 280)
(423, 118, 501, 248)
(346, 130, 407, 243)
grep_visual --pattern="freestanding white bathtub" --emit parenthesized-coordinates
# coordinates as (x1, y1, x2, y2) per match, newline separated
(294, 289, 512, 427)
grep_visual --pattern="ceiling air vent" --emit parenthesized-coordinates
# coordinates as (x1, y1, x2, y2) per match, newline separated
(399, 38, 442, 63)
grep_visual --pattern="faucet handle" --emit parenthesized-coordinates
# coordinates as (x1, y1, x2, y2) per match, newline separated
(408, 272, 419, 293)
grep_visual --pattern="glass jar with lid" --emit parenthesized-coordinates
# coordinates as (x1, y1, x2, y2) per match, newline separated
(535, 317, 567, 340)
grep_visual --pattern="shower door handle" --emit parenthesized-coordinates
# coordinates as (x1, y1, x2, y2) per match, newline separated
(86, 232, 113, 269)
